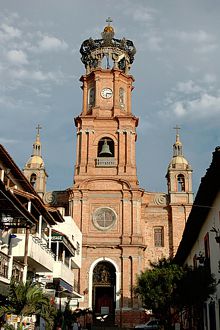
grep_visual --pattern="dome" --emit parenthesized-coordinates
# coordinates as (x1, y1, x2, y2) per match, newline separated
(103, 25, 114, 33)
(168, 155, 189, 170)
(26, 155, 44, 168)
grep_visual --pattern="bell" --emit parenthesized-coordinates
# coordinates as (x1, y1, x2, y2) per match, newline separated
(99, 139, 112, 156)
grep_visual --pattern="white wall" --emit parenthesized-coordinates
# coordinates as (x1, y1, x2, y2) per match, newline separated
(185, 191, 220, 330)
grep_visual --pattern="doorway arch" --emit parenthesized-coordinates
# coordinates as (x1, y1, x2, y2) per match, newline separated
(88, 258, 120, 312)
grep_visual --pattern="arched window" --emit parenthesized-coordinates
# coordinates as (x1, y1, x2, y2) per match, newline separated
(177, 174, 185, 192)
(98, 137, 114, 157)
(101, 54, 113, 69)
(119, 87, 125, 108)
(88, 87, 95, 106)
(30, 173, 37, 188)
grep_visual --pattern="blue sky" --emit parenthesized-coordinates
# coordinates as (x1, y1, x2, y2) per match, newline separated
(0, 0, 220, 195)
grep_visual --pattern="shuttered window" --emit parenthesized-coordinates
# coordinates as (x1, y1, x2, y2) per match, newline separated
(154, 227, 164, 247)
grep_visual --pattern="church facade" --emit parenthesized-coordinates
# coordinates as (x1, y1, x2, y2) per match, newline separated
(24, 21, 193, 326)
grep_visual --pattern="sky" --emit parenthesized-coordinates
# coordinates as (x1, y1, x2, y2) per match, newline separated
(0, 0, 220, 195)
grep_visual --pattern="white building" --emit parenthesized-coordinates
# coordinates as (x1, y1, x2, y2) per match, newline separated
(175, 146, 220, 330)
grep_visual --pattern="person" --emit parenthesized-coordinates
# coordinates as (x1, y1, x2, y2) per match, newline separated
(72, 321, 78, 330)
(77, 321, 81, 330)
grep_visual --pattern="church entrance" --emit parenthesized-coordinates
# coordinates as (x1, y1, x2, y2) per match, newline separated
(92, 261, 116, 323)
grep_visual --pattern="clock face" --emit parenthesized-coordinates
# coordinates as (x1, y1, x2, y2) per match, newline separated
(101, 88, 113, 99)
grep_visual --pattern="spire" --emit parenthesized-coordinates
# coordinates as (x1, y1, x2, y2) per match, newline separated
(32, 124, 42, 157)
(173, 125, 183, 157)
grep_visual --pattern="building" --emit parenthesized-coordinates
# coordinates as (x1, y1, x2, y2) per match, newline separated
(0, 143, 82, 310)
(42, 21, 194, 326)
(175, 147, 220, 330)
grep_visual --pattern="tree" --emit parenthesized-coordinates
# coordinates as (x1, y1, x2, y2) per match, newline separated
(0, 280, 56, 329)
(134, 258, 184, 329)
(134, 258, 216, 329)
(175, 265, 216, 329)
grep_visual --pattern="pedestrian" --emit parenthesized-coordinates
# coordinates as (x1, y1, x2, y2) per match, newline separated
(72, 321, 78, 330)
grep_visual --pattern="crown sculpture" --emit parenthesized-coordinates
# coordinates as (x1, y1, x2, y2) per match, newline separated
(80, 17, 136, 74)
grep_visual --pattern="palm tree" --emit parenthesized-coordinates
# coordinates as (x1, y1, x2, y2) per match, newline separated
(0, 279, 56, 329)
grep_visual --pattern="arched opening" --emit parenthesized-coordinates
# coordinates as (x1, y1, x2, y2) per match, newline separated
(88, 87, 95, 107)
(119, 87, 125, 108)
(101, 54, 113, 69)
(93, 261, 116, 321)
(177, 174, 185, 192)
(98, 138, 114, 157)
(30, 173, 37, 188)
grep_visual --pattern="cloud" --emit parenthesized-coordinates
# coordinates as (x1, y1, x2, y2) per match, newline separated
(147, 35, 162, 51)
(175, 30, 214, 43)
(172, 92, 220, 119)
(9, 68, 64, 83)
(37, 35, 68, 52)
(0, 137, 19, 144)
(176, 80, 203, 94)
(194, 43, 218, 53)
(0, 23, 22, 41)
(7, 49, 28, 65)
(203, 74, 216, 83)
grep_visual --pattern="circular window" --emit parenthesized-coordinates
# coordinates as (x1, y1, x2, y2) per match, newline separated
(93, 207, 116, 231)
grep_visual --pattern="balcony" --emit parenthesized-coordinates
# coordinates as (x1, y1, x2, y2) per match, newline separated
(11, 234, 55, 272)
(96, 157, 116, 167)
(53, 261, 74, 286)
(0, 251, 9, 283)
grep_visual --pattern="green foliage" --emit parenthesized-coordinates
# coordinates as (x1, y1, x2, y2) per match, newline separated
(134, 258, 184, 324)
(176, 265, 216, 308)
(134, 258, 217, 328)
(0, 279, 56, 329)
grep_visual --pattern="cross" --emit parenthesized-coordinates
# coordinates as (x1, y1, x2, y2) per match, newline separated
(173, 125, 180, 135)
(36, 124, 42, 135)
(106, 17, 113, 26)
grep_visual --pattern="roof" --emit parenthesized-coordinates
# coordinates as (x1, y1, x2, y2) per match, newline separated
(175, 146, 220, 264)
(0, 144, 64, 227)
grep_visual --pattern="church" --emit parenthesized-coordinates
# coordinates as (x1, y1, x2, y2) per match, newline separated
(23, 20, 193, 326)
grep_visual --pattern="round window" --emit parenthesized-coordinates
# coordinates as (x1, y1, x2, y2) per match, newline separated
(93, 207, 116, 231)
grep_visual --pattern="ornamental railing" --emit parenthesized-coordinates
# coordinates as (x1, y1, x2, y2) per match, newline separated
(0, 251, 9, 279)
(12, 260, 24, 282)
(96, 157, 116, 167)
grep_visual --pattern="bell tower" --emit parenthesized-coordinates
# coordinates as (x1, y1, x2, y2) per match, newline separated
(74, 18, 138, 188)
(23, 125, 48, 198)
(166, 126, 193, 255)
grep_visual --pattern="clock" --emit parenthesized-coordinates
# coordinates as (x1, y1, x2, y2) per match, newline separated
(101, 88, 113, 99)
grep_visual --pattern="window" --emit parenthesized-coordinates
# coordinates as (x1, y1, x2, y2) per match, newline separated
(154, 227, 164, 247)
(177, 174, 185, 192)
(88, 87, 95, 106)
(119, 87, 125, 108)
(30, 173, 37, 188)
(93, 207, 116, 231)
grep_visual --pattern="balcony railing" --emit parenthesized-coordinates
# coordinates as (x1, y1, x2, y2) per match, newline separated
(53, 261, 74, 286)
(12, 260, 24, 282)
(0, 251, 9, 279)
(96, 157, 116, 167)
(11, 234, 55, 272)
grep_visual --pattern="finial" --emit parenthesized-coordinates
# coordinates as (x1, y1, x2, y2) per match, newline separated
(36, 124, 42, 135)
(106, 17, 113, 26)
(173, 125, 181, 143)
(173, 125, 183, 156)
(173, 125, 180, 135)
